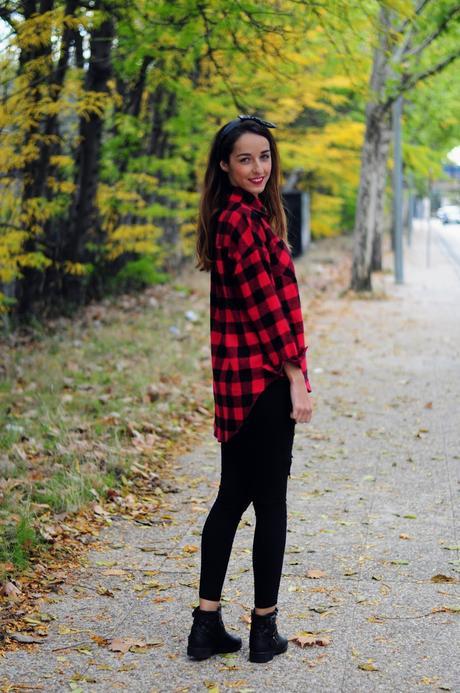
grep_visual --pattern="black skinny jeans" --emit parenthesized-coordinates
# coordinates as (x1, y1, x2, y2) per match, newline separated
(199, 377, 296, 608)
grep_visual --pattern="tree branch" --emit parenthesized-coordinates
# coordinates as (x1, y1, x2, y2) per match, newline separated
(0, 222, 28, 231)
(383, 50, 460, 111)
(404, 5, 460, 58)
(396, 0, 436, 34)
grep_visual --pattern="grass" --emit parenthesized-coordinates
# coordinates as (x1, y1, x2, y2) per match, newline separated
(0, 515, 42, 572)
(0, 280, 213, 577)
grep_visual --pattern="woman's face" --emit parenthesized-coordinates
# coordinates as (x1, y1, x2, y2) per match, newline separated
(220, 132, 272, 197)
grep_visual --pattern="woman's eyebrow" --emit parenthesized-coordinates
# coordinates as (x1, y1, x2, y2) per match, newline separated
(236, 149, 271, 157)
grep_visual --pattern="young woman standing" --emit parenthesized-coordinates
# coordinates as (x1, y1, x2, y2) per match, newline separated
(189, 115, 313, 663)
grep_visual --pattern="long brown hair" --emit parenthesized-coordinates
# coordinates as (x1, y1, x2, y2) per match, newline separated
(195, 119, 289, 272)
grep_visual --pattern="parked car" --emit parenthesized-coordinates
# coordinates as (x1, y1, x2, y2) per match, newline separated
(436, 205, 460, 224)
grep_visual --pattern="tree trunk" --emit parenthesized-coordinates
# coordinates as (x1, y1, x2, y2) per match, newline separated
(63, 9, 114, 304)
(351, 106, 385, 290)
(371, 115, 391, 271)
(351, 7, 391, 291)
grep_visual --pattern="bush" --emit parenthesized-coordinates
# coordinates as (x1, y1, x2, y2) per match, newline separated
(111, 256, 169, 292)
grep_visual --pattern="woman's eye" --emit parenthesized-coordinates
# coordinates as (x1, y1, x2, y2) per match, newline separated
(240, 155, 270, 163)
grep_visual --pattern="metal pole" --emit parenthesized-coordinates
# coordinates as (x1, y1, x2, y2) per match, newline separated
(426, 176, 432, 268)
(393, 95, 404, 284)
(407, 171, 413, 247)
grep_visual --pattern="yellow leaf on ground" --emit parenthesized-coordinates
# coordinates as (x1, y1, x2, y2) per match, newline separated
(182, 544, 198, 553)
(358, 661, 379, 671)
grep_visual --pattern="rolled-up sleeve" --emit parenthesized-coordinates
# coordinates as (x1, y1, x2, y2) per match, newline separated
(228, 216, 307, 377)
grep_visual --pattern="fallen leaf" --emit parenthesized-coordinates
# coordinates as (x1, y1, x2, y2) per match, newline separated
(1, 580, 22, 598)
(204, 682, 220, 692)
(430, 574, 456, 583)
(431, 605, 460, 614)
(71, 673, 97, 683)
(309, 604, 335, 614)
(290, 633, 331, 647)
(58, 625, 83, 635)
(358, 661, 379, 671)
(108, 637, 145, 654)
(226, 681, 248, 688)
(306, 569, 327, 579)
(91, 634, 110, 646)
(118, 663, 138, 672)
(182, 544, 198, 554)
(108, 637, 162, 653)
(9, 633, 45, 644)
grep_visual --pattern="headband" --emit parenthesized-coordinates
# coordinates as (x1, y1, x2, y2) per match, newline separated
(219, 114, 277, 141)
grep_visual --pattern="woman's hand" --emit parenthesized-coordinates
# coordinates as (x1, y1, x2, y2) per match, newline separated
(284, 363, 313, 424)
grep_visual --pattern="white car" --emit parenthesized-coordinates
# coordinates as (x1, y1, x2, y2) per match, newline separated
(436, 205, 460, 224)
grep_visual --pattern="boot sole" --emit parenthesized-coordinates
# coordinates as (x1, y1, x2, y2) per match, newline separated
(249, 641, 288, 664)
(187, 642, 242, 661)
(187, 645, 214, 660)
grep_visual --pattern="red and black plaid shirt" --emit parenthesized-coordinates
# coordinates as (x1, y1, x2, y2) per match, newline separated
(210, 185, 312, 443)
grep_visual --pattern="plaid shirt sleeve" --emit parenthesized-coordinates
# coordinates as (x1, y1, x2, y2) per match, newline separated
(228, 213, 308, 378)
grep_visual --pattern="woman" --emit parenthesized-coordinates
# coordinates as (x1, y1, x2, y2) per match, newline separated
(189, 115, 313, 663)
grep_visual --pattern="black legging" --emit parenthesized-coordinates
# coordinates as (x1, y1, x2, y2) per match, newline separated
(199, 377, 296, 608)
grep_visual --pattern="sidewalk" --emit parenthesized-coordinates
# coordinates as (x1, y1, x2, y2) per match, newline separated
(2, 223, 459, 692)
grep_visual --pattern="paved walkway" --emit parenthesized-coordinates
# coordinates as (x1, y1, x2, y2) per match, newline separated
(2, 222, 459, 692)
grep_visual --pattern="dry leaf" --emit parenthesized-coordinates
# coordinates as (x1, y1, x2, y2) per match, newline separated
(431, 574, 456, 583)
(306, 569, 327, 579)
(182, 544, 198, 554)
(1, 580, 22, 598)
(290, 633, 331, 647)
(9, 633, 44, 644)
(358, 661, 379, 671)
(109, 637, 147, 653)
(108, 637, 162, 653)
(91, 634, 110, 646)
(204, 682, 220, 692)
(431, 605, 460, 614)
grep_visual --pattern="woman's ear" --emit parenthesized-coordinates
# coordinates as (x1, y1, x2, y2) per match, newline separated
(220, 160, 229, 173)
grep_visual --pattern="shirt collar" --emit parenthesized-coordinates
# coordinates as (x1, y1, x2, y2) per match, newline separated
(226, 185, 269, 218)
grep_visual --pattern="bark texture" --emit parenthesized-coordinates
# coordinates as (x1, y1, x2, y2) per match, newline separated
(351, 8, 391, 291)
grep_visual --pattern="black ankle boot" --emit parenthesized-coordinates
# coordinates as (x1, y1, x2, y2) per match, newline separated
(249, 606, 288, 663)
(187, 605, 242, 661)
